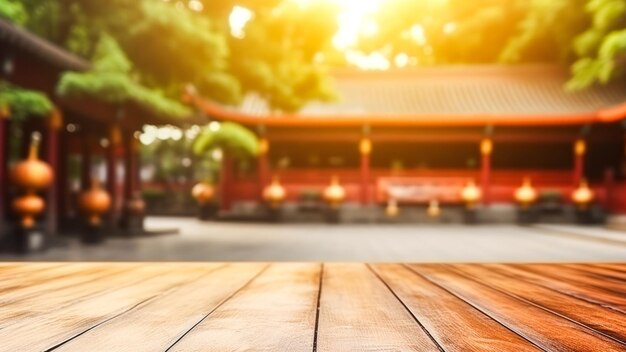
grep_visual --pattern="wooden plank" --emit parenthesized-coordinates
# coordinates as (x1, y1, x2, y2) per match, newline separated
(316, 263, 440, 352)
(0, 263, 226, 351)
(452, 264, 626, 345)
(516, 264, 626, 298)
(167, 263, 320, 352)
(0, 264, 175, 327)
(564, 264, 626, 281)
(370, 264, 541, 352)
(411, 264, 626, 352)
(52, 263, 267, 352)
(0, 264, 135, 306)
(487, 264, 626, 313)
(0, 263, 94, 291)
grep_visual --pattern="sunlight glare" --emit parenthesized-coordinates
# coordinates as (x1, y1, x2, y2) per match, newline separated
(229, 5, 253, 39)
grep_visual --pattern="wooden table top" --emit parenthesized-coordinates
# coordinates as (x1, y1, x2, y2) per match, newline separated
(0, 263, 624, 351)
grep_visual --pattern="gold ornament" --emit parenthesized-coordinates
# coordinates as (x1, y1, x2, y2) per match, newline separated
(359, 138, 372, 155)
(191, 182, 216, 205)
(263, 176, 286, 208)
(78, 178, 112, 226)
(12, 194, 45, 228)
(515, 178, 538, 207)
(574, 139, 586, 156)
(480, 138, 493, 156)
(10, 132, 53, 191)
(572, 179, 594, 209)
(461, 179, 482, 208)
(258, 138, 269, 155)
(323, 176, 346, 208)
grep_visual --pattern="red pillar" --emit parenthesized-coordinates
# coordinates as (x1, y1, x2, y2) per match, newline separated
(257, 138, 269, 200)
(573, 139, 586, 185)
(480, 138, 492, 205)
(359, 138, 371, 205)
(0, 113, 7, 233)
(45, 109, 62, 237)
(220, 155, 233, 213)
(107, 124, 123, 228)
(81, 133, 92, 189)
(123, 131, 137, 200)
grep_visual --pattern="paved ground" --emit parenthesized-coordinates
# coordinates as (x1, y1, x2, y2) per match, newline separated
(2, 217, 625, 262)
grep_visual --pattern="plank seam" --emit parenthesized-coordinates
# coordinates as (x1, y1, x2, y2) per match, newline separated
(486, 264, 626, 316)
(402, 264, 549, 352)
(163, 264, 272, 352)
(366, 264, 446, 352)
(43, 264, 229, 351)
(513, 264, 626, 298)
(312, 263, 324, 352)
(446, 265, 626, 347)
(44, 293, 163, 352)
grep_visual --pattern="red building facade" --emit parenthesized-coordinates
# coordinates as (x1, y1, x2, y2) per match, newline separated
(188, 66, 626, 216)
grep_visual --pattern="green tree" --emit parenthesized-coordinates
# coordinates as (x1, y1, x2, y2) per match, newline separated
(568, 0, 626, 89)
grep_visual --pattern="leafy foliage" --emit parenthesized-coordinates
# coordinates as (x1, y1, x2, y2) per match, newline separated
(0, 0, 27, 24)
(0, 81, 53, 120)
(57, 34, 192, 119)
(192, 122, 258, 159)
(568, 0, 626, 89)
(9, 0, 337, 113)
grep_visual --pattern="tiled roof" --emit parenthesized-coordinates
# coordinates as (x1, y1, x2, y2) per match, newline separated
(241, 65, 626, 117)
(193, 65, 626, 126)
(0, 19, 90, 71)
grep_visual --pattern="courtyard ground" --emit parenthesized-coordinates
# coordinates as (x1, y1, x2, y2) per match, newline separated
(2, 217, 625, 262)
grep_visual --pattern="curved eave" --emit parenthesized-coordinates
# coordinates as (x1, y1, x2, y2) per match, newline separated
(187, 93, 626, 128)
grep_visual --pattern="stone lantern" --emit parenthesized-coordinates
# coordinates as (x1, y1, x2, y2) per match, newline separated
(427, 199, 441, 219)
(461, 179, 482, 224)
(263, 176, 286, 222)
(514, 177, 538, 223)
(385, 199, 399, 218)
(323, 176, 345, 223)
(572, 179, 595, 224)
(10, 132, 53, 252)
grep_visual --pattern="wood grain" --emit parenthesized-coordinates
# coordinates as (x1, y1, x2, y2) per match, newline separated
(54, 263, 267, 352)
(371, 264, 541, 351)
(451, 264, 626, 345)
(0, 263, 223, 351)
(168, 263, 320, 352)
(316, 263, 440, 352)
(411, 264, 626, 352)
(0, 263, 624, 352)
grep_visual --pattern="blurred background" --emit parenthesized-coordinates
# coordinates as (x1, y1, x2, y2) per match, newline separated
(0, 0, 625, 261)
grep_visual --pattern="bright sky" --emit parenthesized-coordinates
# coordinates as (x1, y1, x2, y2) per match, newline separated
(228, 0, 453, 70)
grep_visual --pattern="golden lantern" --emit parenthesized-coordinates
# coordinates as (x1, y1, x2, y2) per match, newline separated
(359, 138, 372, 155)
(10, 132, 54, 229)
(12, 194, 45, 228)
(78, 178, 112, 226)
(427, 199, 441, 218)
(574, 139, 586, 156)
(191, 182, 216, 205)
(125, 192, 146, 215)
(10, 133, 53, 191)
(385, 199, 399, 218)
(572, 179, 594, 209)
(258, 138, 269, 155)
(0, 104, 10, 119)
(263, 176, 286, 208)
(323, 176, 346, 208)
(480, 138, 493, 156)
(461, 179, 482, 208)
(515, 178, 538, 207)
